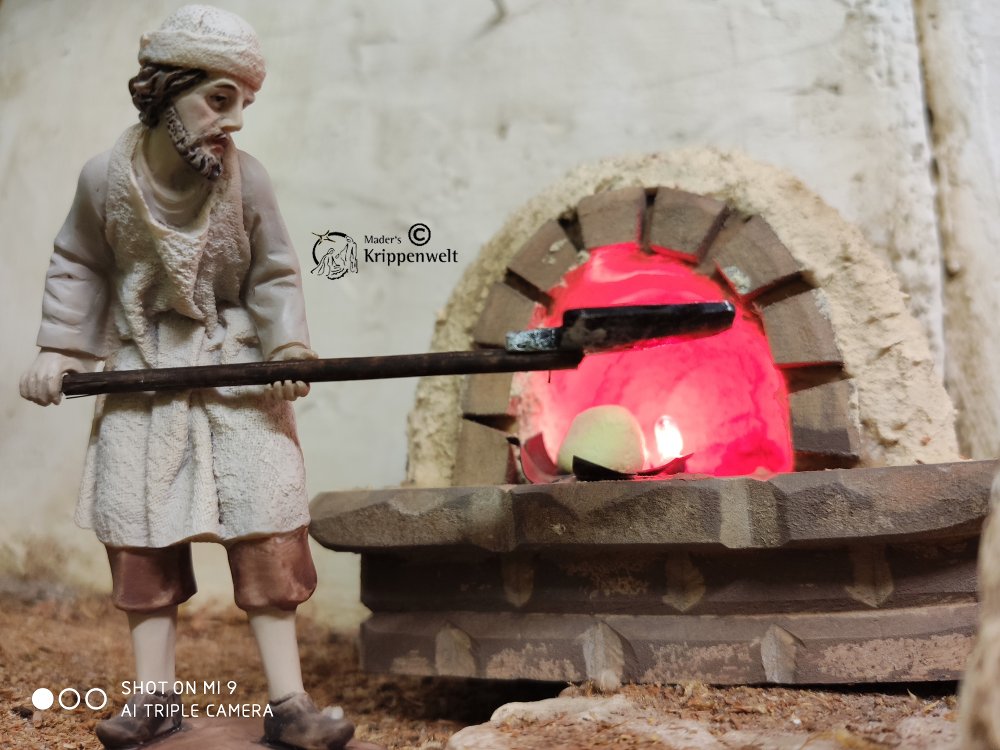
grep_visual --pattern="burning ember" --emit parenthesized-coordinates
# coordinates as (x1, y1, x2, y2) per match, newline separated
(514, 242, 793, 477)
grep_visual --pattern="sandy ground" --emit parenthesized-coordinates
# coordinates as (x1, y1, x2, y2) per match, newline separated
(0, 583, 959, 749)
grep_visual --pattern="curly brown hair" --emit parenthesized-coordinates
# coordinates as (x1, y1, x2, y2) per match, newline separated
(128, 64, 207, 127)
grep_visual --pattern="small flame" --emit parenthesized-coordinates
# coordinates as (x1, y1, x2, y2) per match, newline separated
(654, 415, 684, 464)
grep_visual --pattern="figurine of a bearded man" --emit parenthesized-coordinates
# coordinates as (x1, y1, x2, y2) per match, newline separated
(20, 6, 355, 749)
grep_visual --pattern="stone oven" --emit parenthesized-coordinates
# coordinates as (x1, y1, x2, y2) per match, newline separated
(311, 149, 994, 685)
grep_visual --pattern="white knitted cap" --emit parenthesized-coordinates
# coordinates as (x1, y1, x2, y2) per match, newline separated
(139, 5, 265, 91)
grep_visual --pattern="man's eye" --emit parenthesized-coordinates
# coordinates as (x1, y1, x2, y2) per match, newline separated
(211, 95, 228, 107)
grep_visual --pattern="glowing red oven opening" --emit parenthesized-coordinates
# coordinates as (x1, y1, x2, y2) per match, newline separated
(514, 242, 793, 477)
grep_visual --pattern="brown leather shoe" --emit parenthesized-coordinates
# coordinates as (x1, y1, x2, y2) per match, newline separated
(264, 692, 354, 750)
(95, 691, 182, 748)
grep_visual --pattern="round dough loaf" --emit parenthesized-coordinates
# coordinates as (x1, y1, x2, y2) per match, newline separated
(556, 405, 647, 474)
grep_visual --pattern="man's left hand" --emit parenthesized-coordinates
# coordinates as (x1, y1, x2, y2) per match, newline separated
(266, 344, 318, 401)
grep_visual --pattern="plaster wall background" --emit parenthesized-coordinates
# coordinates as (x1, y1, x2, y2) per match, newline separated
(0, 0, 996, 629)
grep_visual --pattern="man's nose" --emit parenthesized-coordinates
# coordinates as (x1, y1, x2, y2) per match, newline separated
(219, 107, 243, 132)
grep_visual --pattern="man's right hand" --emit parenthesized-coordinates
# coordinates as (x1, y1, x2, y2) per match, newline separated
(20, 349, 100, 406)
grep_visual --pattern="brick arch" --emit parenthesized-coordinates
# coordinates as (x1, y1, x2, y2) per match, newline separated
(453, 186, 861, 485)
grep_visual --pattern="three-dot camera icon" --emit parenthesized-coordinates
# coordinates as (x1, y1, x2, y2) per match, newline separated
(32, 686, 108, 711)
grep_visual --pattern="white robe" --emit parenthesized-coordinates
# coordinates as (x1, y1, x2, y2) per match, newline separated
(36, 125, 312, 548)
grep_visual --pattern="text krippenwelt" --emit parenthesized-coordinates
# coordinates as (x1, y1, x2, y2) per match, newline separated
(364, 235, 457, 266)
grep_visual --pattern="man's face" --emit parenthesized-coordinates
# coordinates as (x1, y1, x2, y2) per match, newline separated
(164, 75, 255, 180)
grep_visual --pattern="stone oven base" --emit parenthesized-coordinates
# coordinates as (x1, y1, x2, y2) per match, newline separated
(361, 542, 977, 616)
(362, 604, 976, 684)
(311, 461, 994, 685)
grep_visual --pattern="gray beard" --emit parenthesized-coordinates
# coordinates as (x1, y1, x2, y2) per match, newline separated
(163, 106, 224, 181)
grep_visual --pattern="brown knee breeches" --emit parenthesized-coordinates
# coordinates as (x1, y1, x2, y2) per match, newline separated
(105, 526, 317, 613)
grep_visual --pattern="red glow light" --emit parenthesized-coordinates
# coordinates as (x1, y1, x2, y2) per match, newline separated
(514, 243, 793, 478)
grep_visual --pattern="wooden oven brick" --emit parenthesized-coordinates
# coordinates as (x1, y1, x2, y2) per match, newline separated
(462, 373, 515, 418)
(769, 461, 993, 547)
(577, 187, 646, 249)
(312, 485, 514, 554)
(646, 188, 728, 262)
(472, 282, 538, 348)
(453, 418, 516, 485)
(714, 215, 804, 300)
(759, 289, 843, 367)
(886, 540, 979, 602)
(507, 220, 581, 295)
(789, 379, 861, 460)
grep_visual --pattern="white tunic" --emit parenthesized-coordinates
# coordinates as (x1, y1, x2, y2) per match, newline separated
(36, 125, 312, 548)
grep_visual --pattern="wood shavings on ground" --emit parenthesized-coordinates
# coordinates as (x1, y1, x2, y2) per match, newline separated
(0, 588, 959, 749)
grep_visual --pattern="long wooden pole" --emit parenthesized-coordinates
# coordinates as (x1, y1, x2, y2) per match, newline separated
(61, 349, 585, 397)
